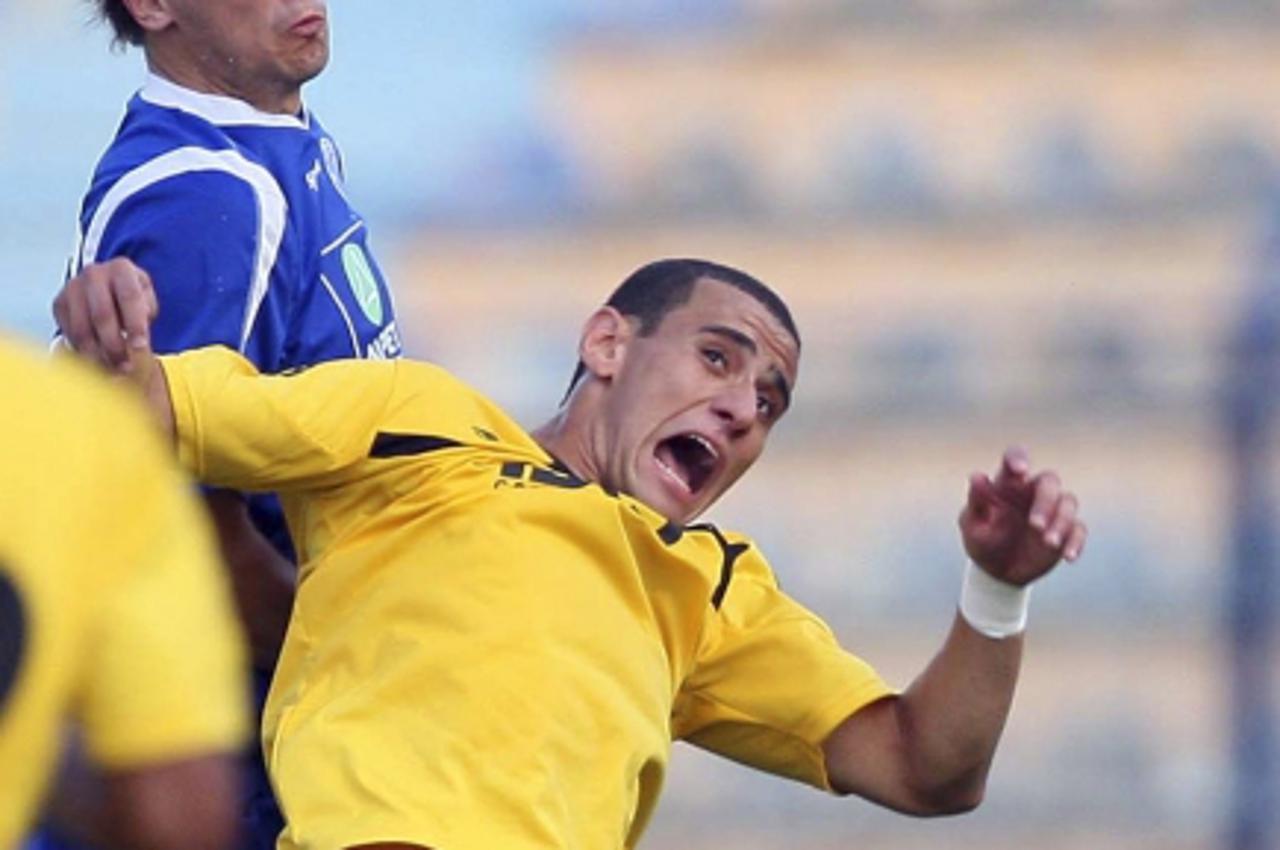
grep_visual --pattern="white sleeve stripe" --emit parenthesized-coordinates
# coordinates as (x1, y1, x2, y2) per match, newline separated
(320, 220, 364, 257)
(80, 146, 289, 355)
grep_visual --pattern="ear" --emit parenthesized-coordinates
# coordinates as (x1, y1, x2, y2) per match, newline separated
(578, 306, 633, 382)
(120, 0, 177, 34)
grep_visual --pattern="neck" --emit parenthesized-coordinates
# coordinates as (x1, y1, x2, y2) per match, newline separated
(531, 406, 599, 487)
(147, 55, 301, 116)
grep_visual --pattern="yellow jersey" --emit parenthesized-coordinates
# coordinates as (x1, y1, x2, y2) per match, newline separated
(0, 339, 248, 848)
(162, 345, 893, 850)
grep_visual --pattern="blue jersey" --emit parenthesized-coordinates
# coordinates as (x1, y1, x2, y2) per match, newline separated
(56, 74, 404, 850)
(73, 73, 402, 367)
(71, 74, 405, 558)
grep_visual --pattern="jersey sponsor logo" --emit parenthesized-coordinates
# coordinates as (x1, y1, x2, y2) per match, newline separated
(0, 567, 27, 711)
(365, 319, 402, 360)
(341, 244, 384, 325)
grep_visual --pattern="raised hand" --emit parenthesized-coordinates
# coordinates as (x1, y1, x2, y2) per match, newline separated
(958, 447, 1086, 586)
(53, 257, 158, 374)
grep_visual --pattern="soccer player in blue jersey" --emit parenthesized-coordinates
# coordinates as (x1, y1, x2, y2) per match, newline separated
(48, 2, 402, 848)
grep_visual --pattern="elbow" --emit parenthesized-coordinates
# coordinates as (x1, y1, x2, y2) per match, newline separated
(828, 767, 987, 818)
(902, 775, 986, 818)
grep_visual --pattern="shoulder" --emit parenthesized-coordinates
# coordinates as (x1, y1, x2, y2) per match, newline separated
(90, 96, 283, 213)
(365, 359, 543, 452)
(91, 138, 282, 212)
(94, 93, 234, 183)
(81, 135, 287, 264)
(379, 359, 499, 408)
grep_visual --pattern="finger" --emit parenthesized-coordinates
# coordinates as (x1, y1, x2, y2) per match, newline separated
(141, 265, 159, 324)
(84, 272, 128, 368)
(964, 471, 1000, 520)
(1063, 521, 1088, 561)
(1027, 471, 1061, 531)
(54, 278, 107, 365)
(111, 262, 156, 352)
(1043, 492, 1079, 549)
(992, 446, 1031, 488)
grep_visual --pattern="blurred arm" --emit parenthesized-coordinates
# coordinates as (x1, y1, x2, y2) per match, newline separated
(204, 491, 296, 669)
(106, 753, 242, 850)
(38, 749, 241, 850)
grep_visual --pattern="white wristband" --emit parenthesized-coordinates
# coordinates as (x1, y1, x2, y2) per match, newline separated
(958, 561, 1030, 639)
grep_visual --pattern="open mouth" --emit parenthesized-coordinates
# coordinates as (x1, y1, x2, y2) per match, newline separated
(655, 433, 719, 497)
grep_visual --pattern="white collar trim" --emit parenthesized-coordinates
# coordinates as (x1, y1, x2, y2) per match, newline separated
(140, 73, 310, 129)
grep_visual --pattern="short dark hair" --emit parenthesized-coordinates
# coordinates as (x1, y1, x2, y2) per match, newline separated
(564, 258, 800, 398)
(94, 0, 145, 48)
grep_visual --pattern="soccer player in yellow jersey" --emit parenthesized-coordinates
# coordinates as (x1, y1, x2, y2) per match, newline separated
(85, 257, 1086, 850)
(0, 337, 248, 849)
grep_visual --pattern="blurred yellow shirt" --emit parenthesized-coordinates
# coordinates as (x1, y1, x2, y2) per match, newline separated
(162, 345, 893, 850)
(0, 339, 248, 848)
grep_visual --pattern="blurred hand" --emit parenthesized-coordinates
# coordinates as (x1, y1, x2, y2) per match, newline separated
(958, 447, 1087, 586)
(53, 257, 158, 374)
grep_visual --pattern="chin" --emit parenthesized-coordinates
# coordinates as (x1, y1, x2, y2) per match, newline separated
(289, 45, 330, 83)
(298, 56, 329, 83)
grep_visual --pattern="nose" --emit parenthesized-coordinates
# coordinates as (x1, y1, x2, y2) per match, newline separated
(711, 379, 757, 434)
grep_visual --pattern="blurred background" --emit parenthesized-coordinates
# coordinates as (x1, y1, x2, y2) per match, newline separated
(3, 1, 1280, 848)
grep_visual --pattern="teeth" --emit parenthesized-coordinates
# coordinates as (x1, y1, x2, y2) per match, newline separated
(655, 453, 691, 492)
(689, 434, 717, 459)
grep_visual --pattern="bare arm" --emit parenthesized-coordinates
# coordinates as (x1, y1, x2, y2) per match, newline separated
(106, 753, 242, 850)
(204, 491, 296, 669)
(127, 343, 176, 440)
(822, 448, 1087, 815)
(821, 617, 1020, 814)
(39, 751, 240, 850)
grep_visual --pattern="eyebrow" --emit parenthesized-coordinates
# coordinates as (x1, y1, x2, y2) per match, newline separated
(699, 324, 792, 411)
(700, 324, 757, 355)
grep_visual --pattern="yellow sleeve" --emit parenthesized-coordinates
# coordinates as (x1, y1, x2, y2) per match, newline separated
(161, 345, 400, 493)
(673, 546, 894, 790)
(77, 407, 249, 768)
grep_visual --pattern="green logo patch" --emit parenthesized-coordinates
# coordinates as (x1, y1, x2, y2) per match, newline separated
(342, 244, 383, 325)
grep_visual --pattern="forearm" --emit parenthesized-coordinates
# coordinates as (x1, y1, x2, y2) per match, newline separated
(204, 491, 296, 669)
(822, 614, 1022, 815)
(132, 347, 176, 441)
(891, 614, 1022, 806)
